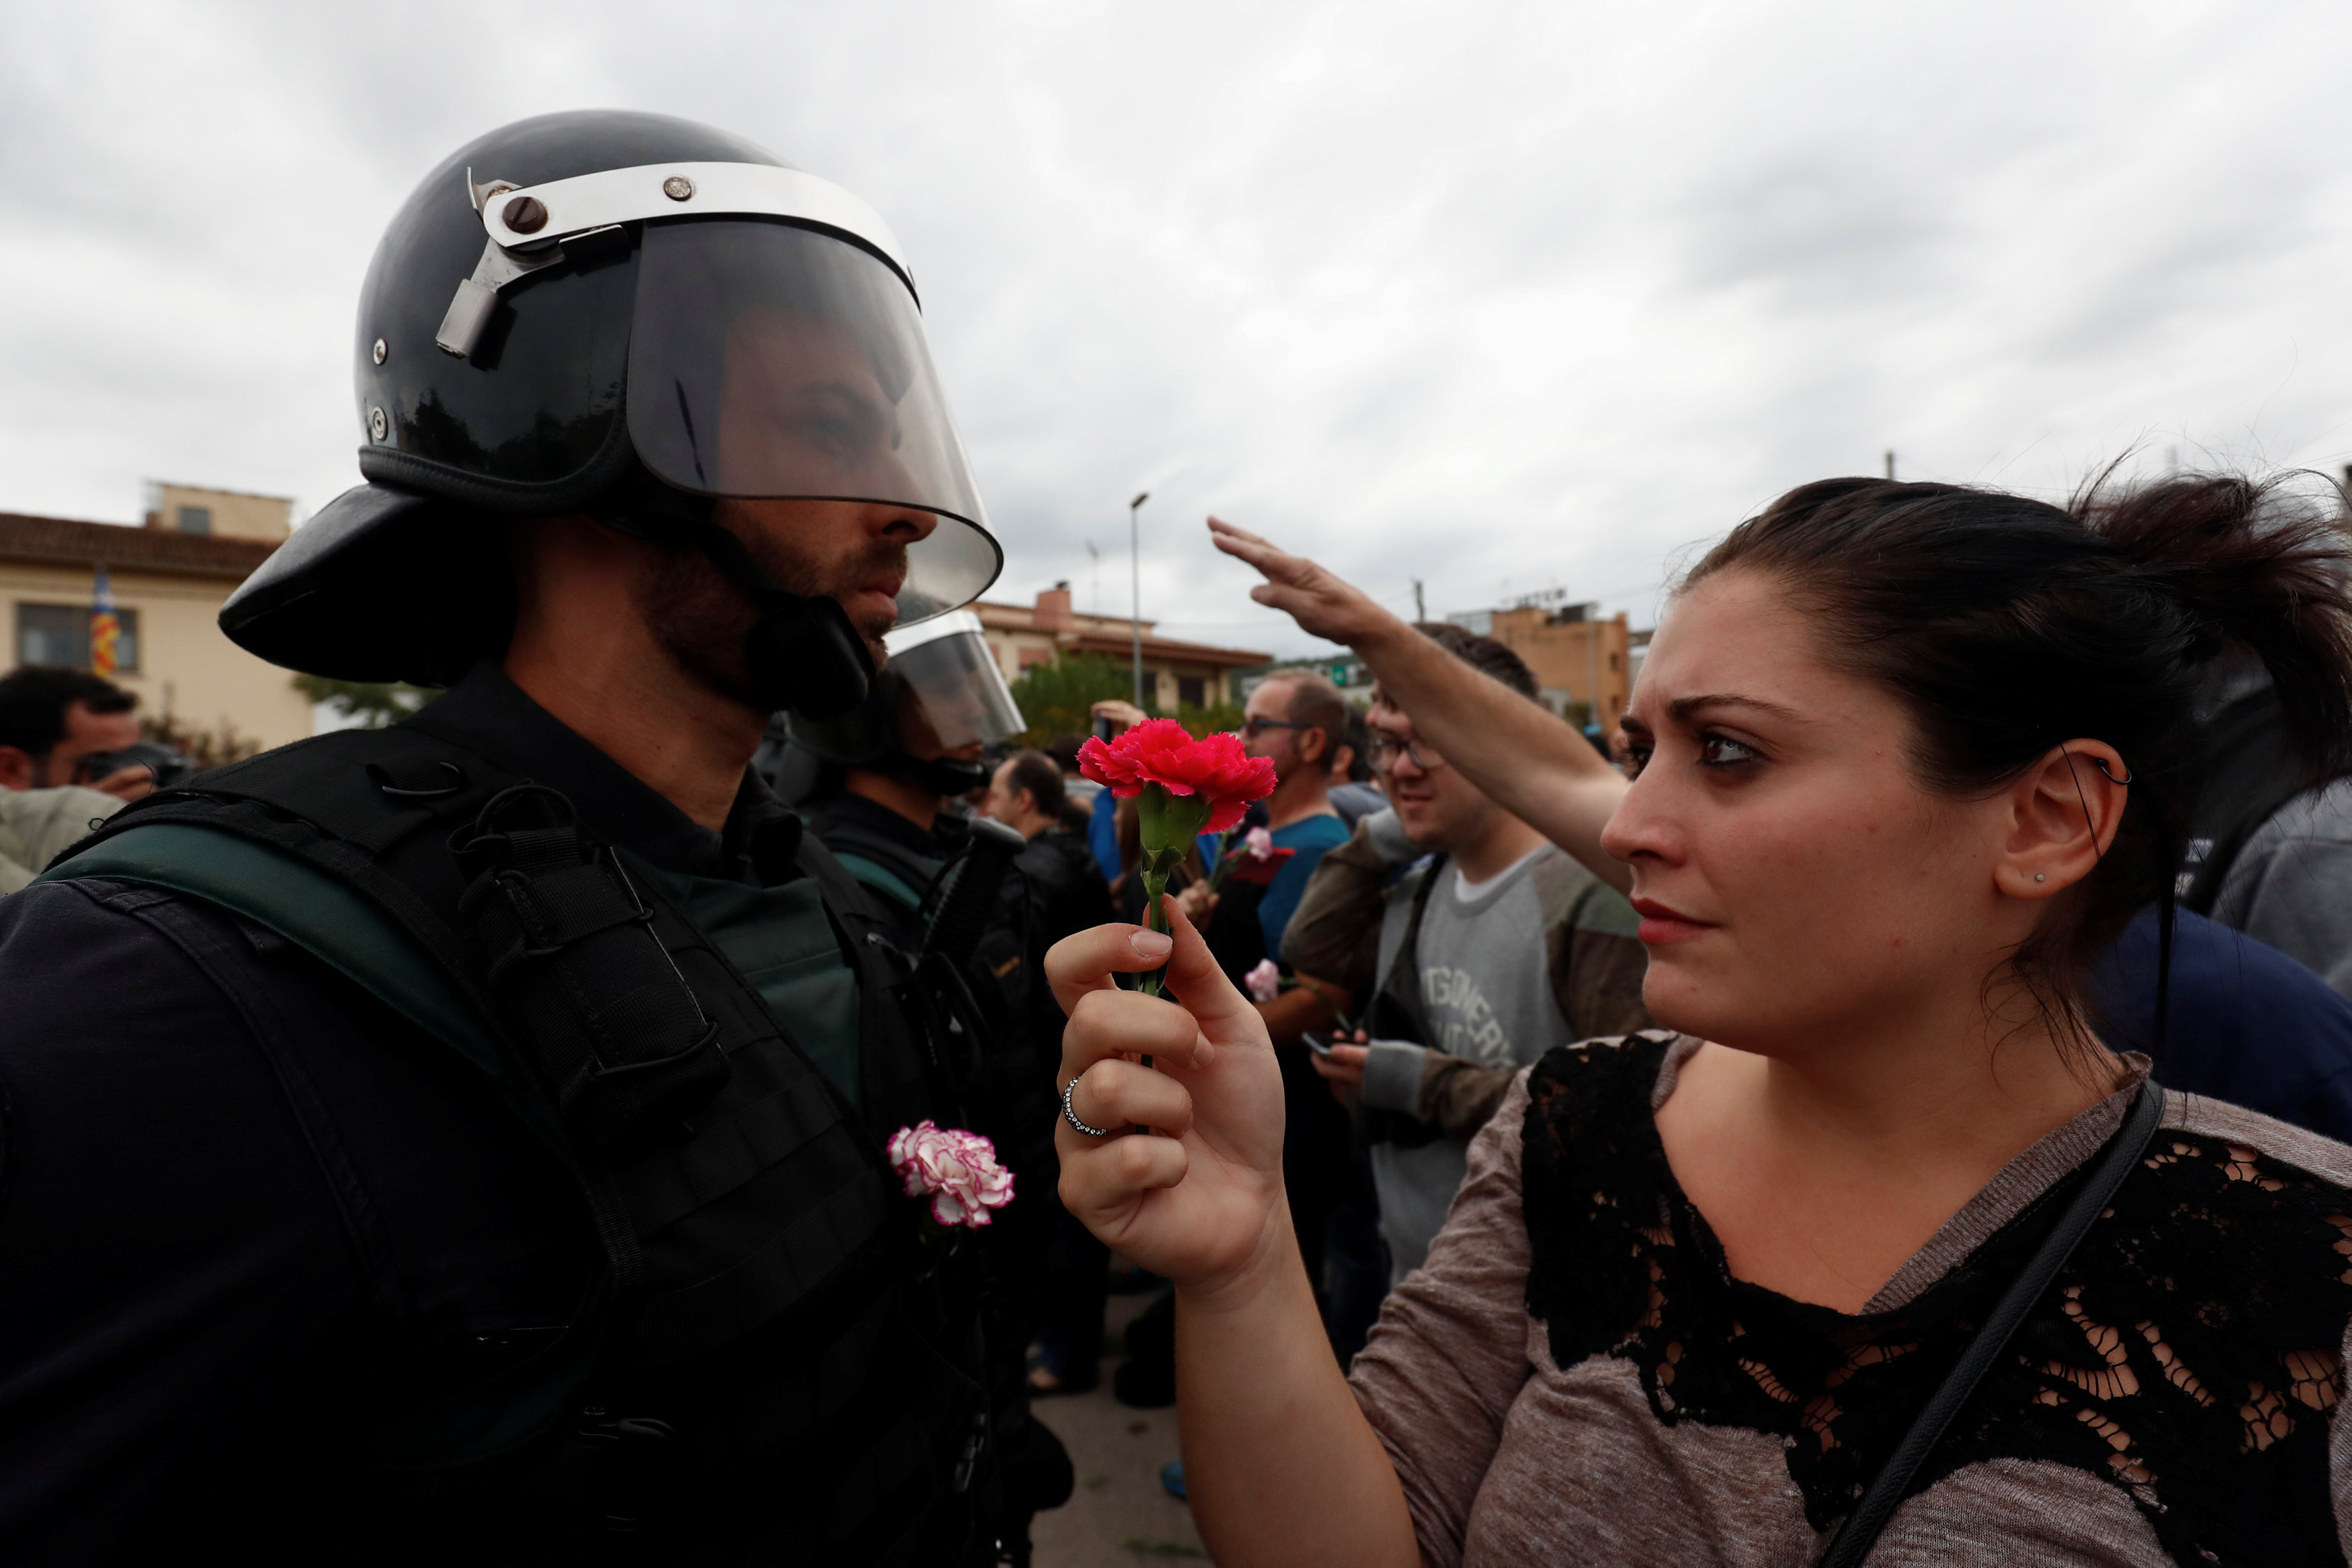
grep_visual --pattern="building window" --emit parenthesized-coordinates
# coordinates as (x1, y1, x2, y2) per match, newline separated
(15, 603, 140, 672)
(1017, 646, 1054, 670)
(1177, 674, 1206, 709)
(175, 505, 212, 535)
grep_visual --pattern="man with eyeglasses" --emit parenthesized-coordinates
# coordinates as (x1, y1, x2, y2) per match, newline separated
(1235, 672, 1355, 951)
(1174, 672, 1355, 966)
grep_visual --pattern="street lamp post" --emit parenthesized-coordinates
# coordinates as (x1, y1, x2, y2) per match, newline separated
(1129, 491, 1149, 709)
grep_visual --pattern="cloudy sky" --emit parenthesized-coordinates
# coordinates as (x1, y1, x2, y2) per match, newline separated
(4, 1, 2349, 660)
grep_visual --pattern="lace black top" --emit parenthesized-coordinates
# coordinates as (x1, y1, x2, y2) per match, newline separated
(1347, 1033, 2352, 1568)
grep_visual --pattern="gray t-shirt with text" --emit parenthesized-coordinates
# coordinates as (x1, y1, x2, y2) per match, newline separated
(1366, 846, 1574, 1280)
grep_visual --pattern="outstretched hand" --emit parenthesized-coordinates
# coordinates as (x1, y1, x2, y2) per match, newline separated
(1208, 517, 1406, 648)
(1047, 898, 1288, 1296)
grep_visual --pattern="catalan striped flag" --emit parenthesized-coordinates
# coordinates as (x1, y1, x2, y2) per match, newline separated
(89, 566, 120, 677)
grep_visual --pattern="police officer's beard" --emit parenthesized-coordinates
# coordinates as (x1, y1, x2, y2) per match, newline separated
(636, 535, 907, 711)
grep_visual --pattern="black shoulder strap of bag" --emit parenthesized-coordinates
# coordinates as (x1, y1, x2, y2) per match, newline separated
(1368, 851, 1448, 1044)
(1816, 1084, 2165, 1567)
(1357, 855, 1451, 1151)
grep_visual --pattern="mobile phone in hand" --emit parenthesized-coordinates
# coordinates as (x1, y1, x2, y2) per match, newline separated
(1093, 714, 1114, 742)
(1303, 1032, 1335, 1057)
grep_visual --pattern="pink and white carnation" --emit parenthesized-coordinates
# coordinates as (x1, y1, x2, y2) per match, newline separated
(1244, 958, 1284, 1004)
(1241, 826, 1277, 861)
(888, 1121, 1015, 1228)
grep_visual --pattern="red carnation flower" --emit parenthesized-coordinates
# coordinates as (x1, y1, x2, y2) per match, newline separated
(1077, 720, 1279, 1000)
(1077, 719, 1277, 835)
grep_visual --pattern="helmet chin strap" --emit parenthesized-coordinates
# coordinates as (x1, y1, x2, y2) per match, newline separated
(590, 476, 876, 720)
(885, 752, 988, 798)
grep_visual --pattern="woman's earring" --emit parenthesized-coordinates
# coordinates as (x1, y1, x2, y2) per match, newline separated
(2033, 873, 2047, 883)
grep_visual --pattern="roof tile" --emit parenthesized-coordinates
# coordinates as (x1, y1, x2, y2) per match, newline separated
(0, 512, 278, 582)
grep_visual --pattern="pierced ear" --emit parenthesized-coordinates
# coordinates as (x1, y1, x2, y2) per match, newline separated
(1996, 740, 2129, 898)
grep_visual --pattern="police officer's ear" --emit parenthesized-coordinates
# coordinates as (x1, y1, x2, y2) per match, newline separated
(0, 746, 39, 791)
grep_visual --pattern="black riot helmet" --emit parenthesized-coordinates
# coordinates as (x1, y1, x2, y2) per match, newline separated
(220, 110, 1002, 716)
(788, 610, 1026, 796)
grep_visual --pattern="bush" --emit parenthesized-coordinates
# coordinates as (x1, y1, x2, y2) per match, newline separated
(294, 674, 443, 729)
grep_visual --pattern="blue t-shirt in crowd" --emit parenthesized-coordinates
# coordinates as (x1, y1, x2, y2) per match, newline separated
(2091, 905, 2352, 1145)
(1255, 814, 1352, 956)
(1088, 787, 1120, 884)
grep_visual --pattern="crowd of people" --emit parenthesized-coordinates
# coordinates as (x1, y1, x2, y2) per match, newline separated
(7, 103, 2352, 1568)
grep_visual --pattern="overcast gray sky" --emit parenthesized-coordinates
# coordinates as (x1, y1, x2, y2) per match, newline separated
(5, 1, 2349, 660)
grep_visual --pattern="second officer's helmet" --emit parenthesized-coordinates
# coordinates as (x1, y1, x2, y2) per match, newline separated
(221, 110, 1002, 710)
(782, 609, 1027, 795)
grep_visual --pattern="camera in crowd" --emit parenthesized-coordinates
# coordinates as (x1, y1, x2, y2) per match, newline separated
(73, 742, 196, 792)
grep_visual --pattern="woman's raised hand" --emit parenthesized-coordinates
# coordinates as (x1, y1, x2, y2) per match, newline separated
(1207, 516, 1402, 650)
(1046, 900, 1288, 1296)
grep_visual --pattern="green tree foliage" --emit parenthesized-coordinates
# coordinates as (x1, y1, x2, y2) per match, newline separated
(140, 709, 261, 770)
(292, 674, 444, 729)
(1007, 654, 1245, 746)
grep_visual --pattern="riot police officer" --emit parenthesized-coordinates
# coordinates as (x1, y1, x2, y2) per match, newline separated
(774, 610, 1027, 936)
(0, 110, 1032, 1564)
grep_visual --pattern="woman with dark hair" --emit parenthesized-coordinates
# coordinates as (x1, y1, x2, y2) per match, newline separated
(1050, 478, 2352, 1566)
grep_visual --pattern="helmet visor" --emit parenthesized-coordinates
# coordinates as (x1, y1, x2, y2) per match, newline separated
(627, 218, 1001, 625)
(884, 613, 1025, 751)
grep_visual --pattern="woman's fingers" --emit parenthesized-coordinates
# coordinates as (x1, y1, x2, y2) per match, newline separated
(1046, 922, 1176, 1016)
(1064, 983, 1212, 1078)
(1058, 1125, 1190, 1223)
(1158, 896, 1264, 1043)
(1064, 1058, 1195, 1141)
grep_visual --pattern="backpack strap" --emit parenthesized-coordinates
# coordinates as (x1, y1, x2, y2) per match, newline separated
(833, 851, 929, 914)
(41, 820, 566, 1163)
(1361, 855, 1450, 1151)
(36, 820, 606, 1467)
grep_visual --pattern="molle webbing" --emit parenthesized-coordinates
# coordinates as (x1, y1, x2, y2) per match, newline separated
(40, 722, 931, 1433)
(453, 783, 732, 1154)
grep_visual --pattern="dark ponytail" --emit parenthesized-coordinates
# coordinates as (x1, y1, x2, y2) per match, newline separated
(1683, 470, 2352, 1051)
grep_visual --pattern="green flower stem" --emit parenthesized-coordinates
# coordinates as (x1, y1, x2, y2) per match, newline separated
(1130, 785, 1210, 1010)
(1134, 851, 1182, 1001)
(1129, 785, 1214, 1095)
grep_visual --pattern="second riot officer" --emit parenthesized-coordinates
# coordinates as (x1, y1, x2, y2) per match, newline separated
(0, 110, 1042, 1565)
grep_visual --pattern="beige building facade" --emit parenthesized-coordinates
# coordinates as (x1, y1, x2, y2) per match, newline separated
(1452, 603, 1634, 731)
(972, 584, 1269, 710)
(144, 482, 297, 542)
(1, 497, 310, 752)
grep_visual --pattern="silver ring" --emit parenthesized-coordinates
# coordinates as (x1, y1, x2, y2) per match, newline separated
(1062, 1076, 1115, 1139)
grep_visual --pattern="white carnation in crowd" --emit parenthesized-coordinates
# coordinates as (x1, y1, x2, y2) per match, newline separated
(888, 1121, 1015, 1228)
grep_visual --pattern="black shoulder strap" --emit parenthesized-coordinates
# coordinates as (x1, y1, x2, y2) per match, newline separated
(794, 828, 943, 1137)
(52, 724, 522, 1012)
(1370, 852, 1448, 1046)
(1360, 855, 1450, 1150)
(1816, 1085, 2166, 1567)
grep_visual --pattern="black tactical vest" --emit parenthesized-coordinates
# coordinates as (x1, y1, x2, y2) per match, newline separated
(45, 715, 1000, 1566)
